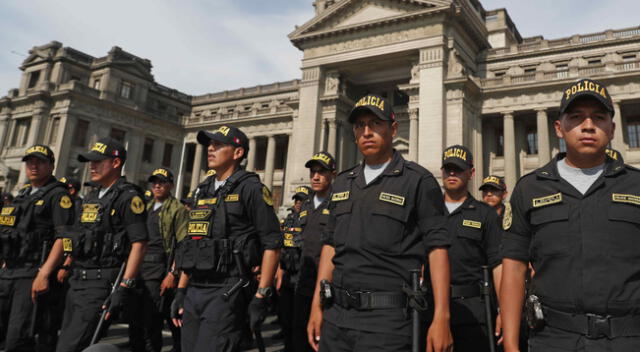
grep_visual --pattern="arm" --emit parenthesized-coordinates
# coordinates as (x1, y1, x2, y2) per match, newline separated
(256, 249, 280, 294)
(121, 241, 147, 284)
(426, 247, 453, 352)
(32, 239, 65, 301)
(308, 245, 335, 351)
(501, 259, 527, 352)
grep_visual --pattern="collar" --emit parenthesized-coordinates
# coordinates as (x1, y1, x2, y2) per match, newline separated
(535, 153, 624, 180)
(347, 150, 405, 179)
(445, 193, 477, 215)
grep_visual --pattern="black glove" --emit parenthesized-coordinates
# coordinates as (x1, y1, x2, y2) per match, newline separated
(103, 285, 131, 318)
(171, 288, 187, 320)
(248, 296, 269, 330)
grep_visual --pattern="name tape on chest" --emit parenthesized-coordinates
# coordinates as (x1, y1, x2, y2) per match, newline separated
(379, 192, 405, 206)
(225, 194, 239, 202)
(1, 207, 14, 216)
(532, 193, 562, 208)
(462, 220, 482, 229)
(197, 198, 218, 206)
(612, 193, 640, 206)
(81, 204, 100, 223)
(331, 191, 349, 202)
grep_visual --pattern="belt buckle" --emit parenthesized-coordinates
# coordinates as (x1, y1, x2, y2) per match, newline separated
(586, 313, 611, 339)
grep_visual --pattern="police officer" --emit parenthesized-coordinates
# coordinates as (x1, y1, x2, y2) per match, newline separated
(440, 145, 502, 352)
(307, 94, 453, 352)
(0, 144, 74, 352)
(501, 79, 640, 352)
(292, 152, 335, 352)
(276, 185, 310, 351)
(56, 137, 149, 352)
(129, 168, 188, 352)
(479, 175, 508, 218)
(171, 125, 281, 352)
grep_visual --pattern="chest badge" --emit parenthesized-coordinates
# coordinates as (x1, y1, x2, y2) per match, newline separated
(331, 191, 349, 202)
(81, 204, 100, 223)
(379, 192, 405, 206)
(532, 193, 562, 208)
(462, 220, 482, 229)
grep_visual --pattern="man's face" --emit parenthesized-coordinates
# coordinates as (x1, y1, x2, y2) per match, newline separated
(207, 140, 242, 170)
(481, 187, 506, 208)
(152, 181, 173, 200)
(293, 199, 303, 213)
(555, 98, 614, 156)
(89, 158, 119, 184)
(441, 164, 473, 193)
(353, 114, 397, 158)
(25, 157, 54, 184)
(309, 165, 333, 193)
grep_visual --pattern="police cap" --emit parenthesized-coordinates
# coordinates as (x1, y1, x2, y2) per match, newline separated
(22, 144, 55, 163)
(442, 145, 473, 170)
(78, 137, 127, 163)
(197, 125, 249, 156)
(305, 151, 336, 171)
(348, 94, 395, 123)
(560, 78, 614, 117)
(148, 167, 174, 183)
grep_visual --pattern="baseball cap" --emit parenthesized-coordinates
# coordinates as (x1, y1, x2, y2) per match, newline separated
(148, 167, 174, 183)
(22, 144, 55, 163)
(442, 145, 473, 170)
(348, 94, 396, 123)
(479, 175, 506, 191)
(293, 186, 311, 201)
(197, 125, 249, 154)
(78, 137, 127, 163)
(60, 177, 81, 191)
(305, 151, 336, 171)
(560, 79, 614, 117)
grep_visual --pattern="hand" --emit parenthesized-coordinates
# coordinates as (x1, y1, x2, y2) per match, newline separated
(495, 313, 504, 345)
(307, 304, 323, 351)
(171, 288, 186, 327)
(56, 268, 69, 283)
(160, 272, 176, 296)
(31, 271, 50, 302)
(275, 268, 284, 293)
(248, 296, 269, 330)
(426, 317, 453, 352)
(102, 285, 130, 321)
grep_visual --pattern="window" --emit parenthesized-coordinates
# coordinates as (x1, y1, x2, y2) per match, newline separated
(120, 81, 133, 99)
(628, 120, 640, 149)
(93, 78, 101, 90)
(485, 14, 499, 21)
(48, 117, 61, 144)
(588, 59, 602, 66)
(524, 67, 536, 74)
(73, 119, 90, 147)
(27, 71, 40, 88)
(526, 130, 538, 155)
(494, 71, 506, 78)
(261, 103, 269, 109)
(142, 137, 154, 163)
(110, 128, 126, 143)
(162, 143, 173, 167)
(556, 64, 569, 78)
(496, 129, 504, 157)
(623, 54, 636, 61)
(10, 118, 31, 147)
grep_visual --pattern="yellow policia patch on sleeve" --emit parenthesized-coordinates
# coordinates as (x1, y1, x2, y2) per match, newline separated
(462, 220, 482, 229)
(62, 238, 73, 252)
(60, 195, 73, 209)
(379, 192, 405, 206)
(503, 202, 512, 231)
(131, 196, 145, 214)
(322, 209, 330, 215)
(331, 191, 349, 202)
(532, 193, 562, 208)
(262, 186, 274, 206)
(612, 193, 640, 206)
(224, 194, 239, 202)
(299, 210, 307, 218)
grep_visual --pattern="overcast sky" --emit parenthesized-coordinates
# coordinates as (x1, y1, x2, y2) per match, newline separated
(0, 0, 638, 97)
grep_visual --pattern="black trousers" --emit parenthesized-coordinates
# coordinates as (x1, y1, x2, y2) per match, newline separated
(529, 324, 640, 352)
(277, 276, 295, 351)
(451, 323, 492, 352)
(128, 278, 163, 352)
(318, 319, 411, 352)
(292, 293, 314, 352)
(182, 285, 247, 352)
(56, 284, 111, 352)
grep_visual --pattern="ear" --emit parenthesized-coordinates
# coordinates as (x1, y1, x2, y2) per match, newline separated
(554, 119, 564, 139)
(470, 167, 476, 178)
(233, 146, 245, 161)
(391, 121, 398, 138)
(112, 157, 123, 169)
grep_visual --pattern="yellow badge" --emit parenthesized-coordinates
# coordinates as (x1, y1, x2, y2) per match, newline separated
(532, 193, 562, 208)
(197, 198, 218, 206)
(206, 169, 216, 177)
(379, 192, 405, 206)
(462, 220, 482, 229)
(284, 239, 295, 247)
(60, 195, 73, 209)
(0, 216, 15, 226)
(131, 196, 145, 214)
(262, 186, 273, 206)
(62, 238, 73, 252)
(1, 207, 14, 216)
(612, 193, 640, 206)
(503, 202, 512, 231)
(225, 194, 239, 202)
(189, 209, 211, 220)
(300, 210, 308, 218)
(59, 177, 67, 183)
(35, 200, 44, 206)
(322, 209, 330, 215)
(81, 204, 100, 223)
(188, 222, 209, 236)
(284, 233, 294, 240)
(331, 191, 349, 202)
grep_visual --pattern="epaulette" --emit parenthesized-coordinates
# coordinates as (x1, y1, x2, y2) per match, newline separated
(337, 164, 358, 177)
(625, 164, 640, 173)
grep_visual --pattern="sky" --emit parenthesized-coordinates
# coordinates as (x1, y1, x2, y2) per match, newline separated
(0, 0, 638, 97)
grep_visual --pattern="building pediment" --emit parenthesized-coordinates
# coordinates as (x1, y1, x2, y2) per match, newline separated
(290, 0, 451, 47)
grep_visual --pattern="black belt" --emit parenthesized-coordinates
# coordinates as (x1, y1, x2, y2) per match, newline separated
(72, 267, 120, 281)
(544, 306, 640, 339)
(143, 253, 166, 263)
(333, 287, 407, 310)
(451, 284, 481, 299)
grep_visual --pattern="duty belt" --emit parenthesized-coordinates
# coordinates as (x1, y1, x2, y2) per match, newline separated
(72, 267, 120, 281)
(451, 284, 481, 299)
(333, 287, 407, 310)
(543, 306, 640, 339)
(143, 253, 166, 263)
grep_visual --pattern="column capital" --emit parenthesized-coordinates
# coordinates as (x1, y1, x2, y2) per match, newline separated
(409, 108, 419, 120)
(502, 111, 515, 118)
(535, 108, 548, 114)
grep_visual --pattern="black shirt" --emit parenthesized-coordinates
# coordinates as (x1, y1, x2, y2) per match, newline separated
(296, 196, 330, 297)
(142, 204, 165, 280)
(502, 153, 640, 316)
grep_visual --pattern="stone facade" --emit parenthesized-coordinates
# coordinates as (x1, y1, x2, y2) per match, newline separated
(2, 0, 640, 212)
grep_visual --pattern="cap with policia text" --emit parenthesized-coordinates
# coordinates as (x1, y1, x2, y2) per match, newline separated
(293, 185, 311, 201)
(442, 145, 473, 170)
(197, 125, 249, 153)
(348, 94, 396, 123)
(78, 137, 127, 162)
(22, 144, 55, 163)
(479, 175, 506, 191)
(148, 167, 174, 183)
(305, 151, 336, 171)
(560, 78, 614, 117)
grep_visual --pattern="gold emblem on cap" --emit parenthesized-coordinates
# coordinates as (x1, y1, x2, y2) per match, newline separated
(564, 80, 608, 101)
(25, 145, 49, 156)
(295, 186, 309, 195)
(153, 168, 169, 177)
(216, 126, 231, 136)
(91, 142, 108, 154)
(355, 95, 385, 110)
(443, 147, 467, 161)
(131, 196, 145, 214)
(483, 176, 501, 185)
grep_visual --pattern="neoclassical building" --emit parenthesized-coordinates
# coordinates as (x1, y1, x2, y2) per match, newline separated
(1, 0, 640, 212)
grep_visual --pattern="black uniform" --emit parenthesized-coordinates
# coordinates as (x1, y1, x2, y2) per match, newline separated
(293, 196, 330, 352)
(444, 195, 501, 352)
(278, 208, 303, 351)
(175, 169, 281, 352)
(503, 153, 640, 351)
(0, 177, 73, 352)
(56, 177, 148, 352)
(319, 151, 449, 351)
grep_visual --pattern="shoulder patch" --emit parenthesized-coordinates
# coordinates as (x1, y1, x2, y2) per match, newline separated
(502, 202, 512, 230)
(331, 191, 349, 202)
(612, 193, 640, 206)
(59, 195, 73, 209)
(299, 210, 307, 218)
(262, 186, 274, 206)
(532, 193, 562, 208)
(130, 196, 145, 214)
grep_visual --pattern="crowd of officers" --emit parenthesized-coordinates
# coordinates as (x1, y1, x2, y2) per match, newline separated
(0, 77, 635, 352)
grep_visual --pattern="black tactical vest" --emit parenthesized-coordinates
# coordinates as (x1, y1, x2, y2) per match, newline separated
(280, 210, 303, 273)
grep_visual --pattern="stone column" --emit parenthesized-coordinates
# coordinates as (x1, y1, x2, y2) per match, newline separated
(536, 109, 551, 166)
(19, 111, 45, 186)
(0, 116, 10, 155)
(190, 143, 203, 188)
(319, 119, 327, 151)
(417, 46, 445, 172)
(264, 135, 276, 190)
(503, 112, 516, 195)
(327, 119, 337, 157)
(409, 108, 419, 162)
(612, 102, 626, 157)
(247, 137, 257, 172)
(54, 114, 75, 178)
